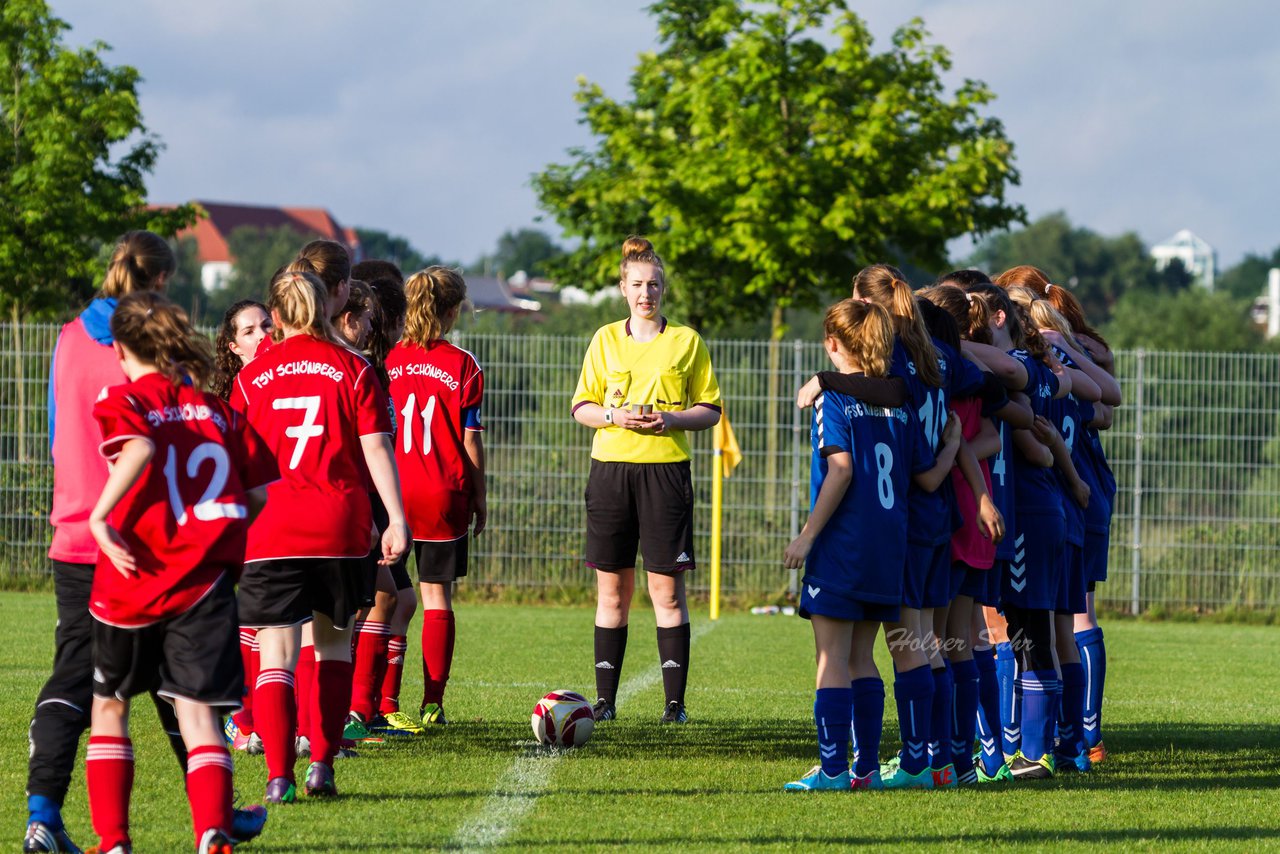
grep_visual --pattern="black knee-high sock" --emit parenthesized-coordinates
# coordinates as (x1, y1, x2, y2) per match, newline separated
(594, 625, 627, 705)
(656, 623, 691, 705)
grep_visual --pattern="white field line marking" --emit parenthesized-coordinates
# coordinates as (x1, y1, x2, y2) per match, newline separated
(446, 621, 717, 851)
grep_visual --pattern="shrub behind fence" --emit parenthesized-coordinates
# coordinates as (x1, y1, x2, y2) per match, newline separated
(3, 323, 1277, 613)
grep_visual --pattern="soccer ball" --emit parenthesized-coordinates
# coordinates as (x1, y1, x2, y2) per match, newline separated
(530, 690, 595, 748)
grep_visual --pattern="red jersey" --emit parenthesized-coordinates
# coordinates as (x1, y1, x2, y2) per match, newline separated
(90, 373, 278, 627)
(385, 340, 484, 541)
(232, 334, 392, 561)
(949, 396, 996, 569)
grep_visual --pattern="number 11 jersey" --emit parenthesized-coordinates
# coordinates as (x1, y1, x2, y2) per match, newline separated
(385, 339, 484, 542)
(232, 333, 392, 562)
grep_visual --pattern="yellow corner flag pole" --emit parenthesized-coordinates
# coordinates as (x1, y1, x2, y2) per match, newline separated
(710, 407, 742, 621)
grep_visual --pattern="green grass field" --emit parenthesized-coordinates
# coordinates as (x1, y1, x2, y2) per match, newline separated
(3, 593, 1279, 852)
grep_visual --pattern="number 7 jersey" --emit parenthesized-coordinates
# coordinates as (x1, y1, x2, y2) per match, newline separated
(385, 339, 484, 542)
(231, 334, 392, 561)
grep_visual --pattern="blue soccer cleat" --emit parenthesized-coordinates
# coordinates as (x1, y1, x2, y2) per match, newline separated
(784, 765, 851, 791)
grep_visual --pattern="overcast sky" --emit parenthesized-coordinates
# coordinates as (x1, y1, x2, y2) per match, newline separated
(52, 1, 1280, 273)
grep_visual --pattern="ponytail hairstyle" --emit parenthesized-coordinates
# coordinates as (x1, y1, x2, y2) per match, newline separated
(918, 284, 991, 344)
(288, 239, 351, 306)
(823, 299, 894, 378)
(851, 264, 942, 387)
(110, 291, 214, 389)
(1023, 295, 1078, 342)
(211, 299, 268, 400)
(1000, 285, 1053, 359)
(366, 277, 407, 387)
(402, 266, 468, 347)
(1045, 283, 1110, 350)
(994, 264, 1052, 297)
(268, 269, 332, 340)
(100, 231, 176, 298)
(619, 235, 665, 285)
(934, 268, 992, 289)
(966, 282, 1049, 358)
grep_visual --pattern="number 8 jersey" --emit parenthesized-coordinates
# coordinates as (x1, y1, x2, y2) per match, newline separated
(385, 339, 484, 542)
(91, 372, 279, 627)
(232, 334, 392, 562)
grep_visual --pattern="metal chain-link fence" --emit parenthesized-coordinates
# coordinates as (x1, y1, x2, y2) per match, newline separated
(3, 323, 1277, 612)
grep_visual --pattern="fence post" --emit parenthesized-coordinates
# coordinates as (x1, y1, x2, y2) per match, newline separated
(788, 340, 803, 597)
(1130, 349, 1145, 615)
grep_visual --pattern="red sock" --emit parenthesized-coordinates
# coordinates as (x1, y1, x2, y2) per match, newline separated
(255, 668, 297, 781)
(295, 644, 315, 741)
(350, 621, 390, 721)
(185, 745, 233, 845)
(312, 659, 354, 767)
(232, 628, 258, 732)
(86, 735, 133, 852)
(379, 635, 408, 715)
(421, 610, 456, 707)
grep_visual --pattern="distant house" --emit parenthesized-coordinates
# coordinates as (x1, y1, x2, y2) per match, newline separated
(1151, 229, 1217, 290)
(177, 201, 361, 291)
(465, 276, 541, 313)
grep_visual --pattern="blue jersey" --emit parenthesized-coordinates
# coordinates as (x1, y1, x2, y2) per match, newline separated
(891, 338, 986, 544)
(988, 415, 1017, 561)
(805, 386, 935, 604)
(1009, 349, 1063, 515)
(1074, 399, 1112, 533)
(1046, 348, 1086, 547)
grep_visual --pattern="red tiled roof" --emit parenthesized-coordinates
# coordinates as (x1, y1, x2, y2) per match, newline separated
(176, 201, 360, 264)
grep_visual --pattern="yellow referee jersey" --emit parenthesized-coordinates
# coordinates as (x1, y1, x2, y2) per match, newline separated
(572, 318, 722, 464)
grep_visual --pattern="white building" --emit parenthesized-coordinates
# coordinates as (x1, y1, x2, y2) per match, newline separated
(1151, 229, 1217, 290)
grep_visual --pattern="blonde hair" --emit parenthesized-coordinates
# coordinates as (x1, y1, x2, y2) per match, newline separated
(110, 291, 213, 389)
(1045, 284, 1110, 350)
(824, 299, 894, 378)
(851, 264, 942, 387)
(403, 266, 467, 346)
(101, 231, 176, 298)
(620, 235, 665, 284)
(919, 284, 991, 345)
(1025, 295, 1077, 341)
(269, 269, 331, 339)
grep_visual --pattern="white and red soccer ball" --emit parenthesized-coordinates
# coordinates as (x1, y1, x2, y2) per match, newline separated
(530, 690, 595, 748)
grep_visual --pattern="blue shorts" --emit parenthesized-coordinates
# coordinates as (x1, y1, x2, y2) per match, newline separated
(800, 581, 900, 624)
(906, 541, 951, 609)
(958, 561, 1001, 607)
(1003, 508, 1064, 610)
(1056, 543, 1088, 614)
(1084, 527, 1110, 584)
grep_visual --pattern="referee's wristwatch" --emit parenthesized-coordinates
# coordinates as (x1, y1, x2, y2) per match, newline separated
(603, 408, 614, 425)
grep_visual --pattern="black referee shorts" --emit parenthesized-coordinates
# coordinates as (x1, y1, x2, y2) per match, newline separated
(584, 459, 695, 574)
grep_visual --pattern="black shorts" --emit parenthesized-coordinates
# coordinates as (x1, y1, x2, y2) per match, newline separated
(414, 537, 468, 584)
(92, 574, 242, 711)
(365, 492, 414, 595)
(584, 459, 695, 574)
(238, 557, 364, 629)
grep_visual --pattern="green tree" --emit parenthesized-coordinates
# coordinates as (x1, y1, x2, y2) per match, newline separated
(1105, 288, 1263, 353)
(164, 235, 208, 325)
(1216, 246, 1280, 301)
(533, 0, 1022, 335)
(0, 0, 197, 321)
(209, 225, 319, 317)
(478, 228, 563, 279)
(354, 227, 441, 274)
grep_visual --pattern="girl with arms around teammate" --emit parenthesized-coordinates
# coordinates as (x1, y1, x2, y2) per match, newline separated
(231, 270, 409, 803)
(85, 292, 277, 854)
(571, 237, 722, 724)
(385, 267, 487, 727)
(781, 300, 954, 791)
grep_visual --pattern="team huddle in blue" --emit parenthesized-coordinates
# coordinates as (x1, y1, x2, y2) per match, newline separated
(782, 263, 1118, 790)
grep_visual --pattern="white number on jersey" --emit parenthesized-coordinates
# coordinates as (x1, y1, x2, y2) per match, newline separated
(874, 442, 895, 510)
(162, 442, 247, 526)
(400, 392, 439, 456)
(273, 395, 324, 470)
(1062, 415, 1076, 452)
(991, 422, 1007, 488)
(918, 390, 947, 450)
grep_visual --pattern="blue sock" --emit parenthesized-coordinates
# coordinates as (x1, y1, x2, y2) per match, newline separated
(1020, 669, 1060, 762)
(950, 659, 980, 775)
(27, 794, 62, 829)
(1075, 627, 1106, 748)
(893, 665, 934, 775)
(973, 647, 1002, 773)
(928, 663, 954, 769)
(1058, 662, 1086, 757)
(996, 641, 1021, 757)
(815, 687, 853, 777)
(850, 677, 884, 778)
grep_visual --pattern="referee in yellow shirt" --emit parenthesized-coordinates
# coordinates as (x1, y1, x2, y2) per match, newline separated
(571, 237, 722, 725)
